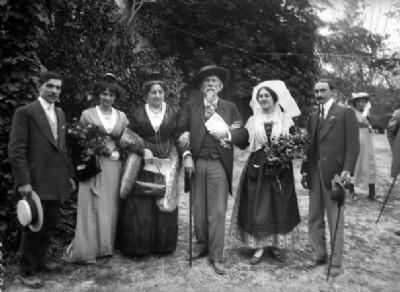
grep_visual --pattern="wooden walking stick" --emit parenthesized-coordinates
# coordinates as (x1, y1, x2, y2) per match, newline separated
(326, 204, 342, 281)
(327, 175, 345, 281)
(184, 171, 192, 267)
(376, 176, 397, 224)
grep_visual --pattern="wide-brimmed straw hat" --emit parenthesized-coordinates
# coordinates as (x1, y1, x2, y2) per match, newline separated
(17, 190, 43, 232)
(349, 92, 370, 104)
(103, 72, 117, 83)
(192, 65, 229, 88)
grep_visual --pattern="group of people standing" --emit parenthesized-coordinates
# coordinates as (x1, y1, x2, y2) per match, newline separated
(10, 64, 378, 289)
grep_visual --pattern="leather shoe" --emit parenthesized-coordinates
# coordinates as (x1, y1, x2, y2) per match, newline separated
(18, 274, 45, 289)
(192, 249, 207, 260)
(306, 258, 327, 268)
(267, 247, 285, 263)
(38, 261, 61, 272)
(210, 261, 226, 275)
(329, 266, 342, 277)
(249, 253, 263, 265)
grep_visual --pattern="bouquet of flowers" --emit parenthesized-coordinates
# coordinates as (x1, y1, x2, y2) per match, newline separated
(66, 118, 119, 160)
(67, 119, 120, 181)
(263, 124, 308, 176)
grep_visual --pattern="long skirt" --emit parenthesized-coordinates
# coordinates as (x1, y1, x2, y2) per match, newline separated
(116, 148, 179, 255)
(353, 128, 376, 190)
(64, 156, 121, 263)
(230, 150, 300, 249)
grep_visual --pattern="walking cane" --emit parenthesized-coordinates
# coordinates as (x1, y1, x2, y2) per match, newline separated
(184, 171, 192, 267)
(376, 176, 397, 224)
(326, 204, 342, 281)
(326, 175, 345, 281)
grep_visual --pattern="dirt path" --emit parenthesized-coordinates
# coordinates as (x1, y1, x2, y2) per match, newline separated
(7, 134, 400, 291)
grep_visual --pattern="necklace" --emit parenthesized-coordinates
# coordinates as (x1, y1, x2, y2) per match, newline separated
(149, 106, 162, 115)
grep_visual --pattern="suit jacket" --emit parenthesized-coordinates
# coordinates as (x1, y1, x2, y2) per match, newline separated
(8, 100, 74, 200)
(301, 102, 359, 189)
(391, 126, 400, 177)
(177, 97, 249, 192)
(387, 109, 400, 151)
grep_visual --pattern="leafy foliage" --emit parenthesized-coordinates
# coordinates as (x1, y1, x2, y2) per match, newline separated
(40, 0, 185, 121)
(315, 0, 400, 123)
(131, 0, 320, 124)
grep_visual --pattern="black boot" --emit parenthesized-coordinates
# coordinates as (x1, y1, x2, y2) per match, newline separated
(368, 184, 376, 201)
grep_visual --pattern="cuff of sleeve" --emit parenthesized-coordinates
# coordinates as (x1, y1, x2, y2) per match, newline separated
(225, 130, 232, 142)
(183, 151, 192, 159)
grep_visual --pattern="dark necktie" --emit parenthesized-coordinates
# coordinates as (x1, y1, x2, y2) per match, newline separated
(319, 104, 325, 124)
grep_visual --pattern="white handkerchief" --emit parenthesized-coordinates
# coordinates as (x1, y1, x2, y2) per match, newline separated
(144, 157, 171, 175)
(204, 112, 229, 132)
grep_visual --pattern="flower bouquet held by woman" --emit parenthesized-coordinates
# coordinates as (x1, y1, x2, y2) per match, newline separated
(230, 80, 306, 265)
(67, 119, 122, 181)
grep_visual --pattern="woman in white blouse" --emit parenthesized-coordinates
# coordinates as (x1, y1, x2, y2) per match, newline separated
(116, 78, 180, 256)
(64, 81, 128, 263)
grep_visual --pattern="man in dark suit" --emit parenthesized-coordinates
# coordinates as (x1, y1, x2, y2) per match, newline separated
(390, 117, 400, 236)
(8, 71, 75, 289)
(177, 65, 248, 275)
(387, 108, 400, 152)
(301, 79, 359, 277)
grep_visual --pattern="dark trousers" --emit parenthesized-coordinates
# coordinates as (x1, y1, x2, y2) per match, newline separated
(191, 159, 229, 262)
(308, 163, 344, 267)
(19, 200, 60, 275)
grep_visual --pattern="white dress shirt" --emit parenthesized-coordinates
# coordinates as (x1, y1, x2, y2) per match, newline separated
(38, 96, 58, 140)
(322, 97, 335, 119)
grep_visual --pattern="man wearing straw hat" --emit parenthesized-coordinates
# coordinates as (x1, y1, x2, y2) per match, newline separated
(177, 64, 248, 275)
(8, 71, 76, 289)
(301, 79, 359, 277)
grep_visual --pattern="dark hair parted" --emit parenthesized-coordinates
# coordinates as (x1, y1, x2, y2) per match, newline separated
(143, 80, 166, 95)
(39, 71, 63, 85)
(257, 86, 278, 104)
(93, 81, 121, 99)
(316, 78, 335, 90)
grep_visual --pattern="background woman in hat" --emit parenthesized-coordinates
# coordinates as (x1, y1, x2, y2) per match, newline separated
(230, 80, 301, 265)
(348, 92, 377, 201)
(116, 76, 179, 256)
(64, 81, 129, 263)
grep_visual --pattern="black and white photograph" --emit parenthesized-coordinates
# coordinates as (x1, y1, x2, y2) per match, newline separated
(1, 0, 400, 291)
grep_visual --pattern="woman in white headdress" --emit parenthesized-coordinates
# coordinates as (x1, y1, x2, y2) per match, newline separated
(230, 80, 301, 265)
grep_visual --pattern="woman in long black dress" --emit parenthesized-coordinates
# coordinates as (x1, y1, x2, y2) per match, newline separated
(230, 80, 301, 265)
(117, 79, 179, 255)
